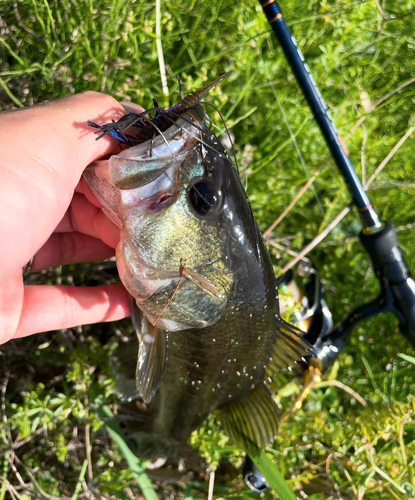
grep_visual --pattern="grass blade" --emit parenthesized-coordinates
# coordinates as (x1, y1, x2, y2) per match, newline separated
(249, 449, 296, 500)
(398, 353, 415, 365)
(241, 441, 296, 500)
(98, 405, 158, 500)
(71, 459, 88, 500)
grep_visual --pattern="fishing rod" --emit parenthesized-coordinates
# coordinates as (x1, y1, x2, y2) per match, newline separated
(242, 1, 415, 492)
(258, 0, 415, 363)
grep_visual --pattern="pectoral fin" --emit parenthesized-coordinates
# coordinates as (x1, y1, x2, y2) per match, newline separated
(219, 383, 279, 451)
(110, 337, 141, 403)
(131, 299, 168, 404)
(110, 299, 168, 404)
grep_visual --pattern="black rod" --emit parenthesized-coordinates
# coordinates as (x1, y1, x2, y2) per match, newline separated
(259, 0, 382, 233)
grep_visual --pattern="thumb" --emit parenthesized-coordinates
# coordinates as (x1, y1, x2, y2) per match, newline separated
(0, 92, 126, 283)
(0, 91, 125, 183)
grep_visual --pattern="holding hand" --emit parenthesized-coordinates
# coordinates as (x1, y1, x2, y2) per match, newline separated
(0, 92, 135, 344)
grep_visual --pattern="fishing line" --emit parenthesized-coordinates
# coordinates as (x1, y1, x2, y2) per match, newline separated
(201, 100, 240, 174)
(198, 104, 214, 130)
(139, 116, 174, 156)
(160, 108, 234, 164)
(265, 67, 325, 217)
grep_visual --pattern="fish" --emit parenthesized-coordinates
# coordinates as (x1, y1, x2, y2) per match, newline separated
(84, 73, 310, 457)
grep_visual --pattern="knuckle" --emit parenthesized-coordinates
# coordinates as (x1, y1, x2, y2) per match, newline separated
(79, 91, 123, 114)
(59, 233, 79, 264)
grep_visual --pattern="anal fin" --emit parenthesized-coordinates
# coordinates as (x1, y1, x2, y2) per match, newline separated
(219, 383, 279, 451)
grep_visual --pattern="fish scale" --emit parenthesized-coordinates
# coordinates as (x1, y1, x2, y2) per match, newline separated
(153, 321, 271, 444)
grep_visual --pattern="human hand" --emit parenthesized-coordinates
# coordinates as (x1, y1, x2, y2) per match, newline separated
(0, 92, 136, 345)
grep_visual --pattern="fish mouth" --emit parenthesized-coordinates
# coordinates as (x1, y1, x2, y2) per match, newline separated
(116, 241, 180, 301)
(145, 274, 229, 331)
(90, 113, 201, 192)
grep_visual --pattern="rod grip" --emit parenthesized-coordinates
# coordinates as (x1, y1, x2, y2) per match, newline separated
(360, 221, 415, 342)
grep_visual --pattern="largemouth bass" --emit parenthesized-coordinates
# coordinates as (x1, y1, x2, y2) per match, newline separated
(85, 74, 310, 455)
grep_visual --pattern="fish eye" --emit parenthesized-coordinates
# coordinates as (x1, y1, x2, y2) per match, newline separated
(187, 180, 221, 216)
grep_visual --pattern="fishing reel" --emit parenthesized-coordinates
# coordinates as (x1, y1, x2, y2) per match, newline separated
(244, 229, 415, 491)
(277, 257, 333, 346)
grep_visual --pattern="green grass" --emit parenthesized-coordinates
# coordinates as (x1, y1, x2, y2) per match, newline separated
(1, 0, 415, 498)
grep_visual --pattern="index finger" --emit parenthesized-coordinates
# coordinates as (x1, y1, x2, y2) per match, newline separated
(15, 284, 130, 339)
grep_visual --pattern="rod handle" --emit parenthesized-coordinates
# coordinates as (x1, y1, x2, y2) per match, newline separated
(360, 221, 415, 342)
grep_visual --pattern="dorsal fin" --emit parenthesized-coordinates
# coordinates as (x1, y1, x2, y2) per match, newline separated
(265, 316, 312, 386)
(219, 383, 279, 450)
(266, 316, 311, 376)
(220, 318, 311, 450)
